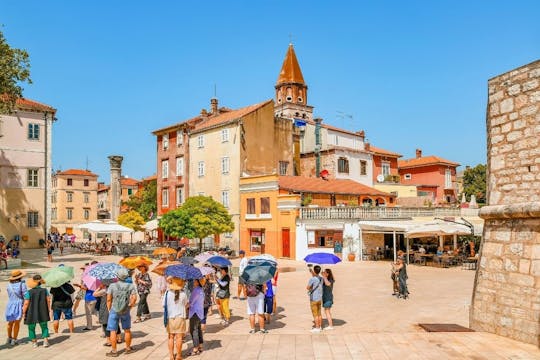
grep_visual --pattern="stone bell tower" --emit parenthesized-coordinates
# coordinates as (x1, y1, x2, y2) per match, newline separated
(108, 155, 123, 221)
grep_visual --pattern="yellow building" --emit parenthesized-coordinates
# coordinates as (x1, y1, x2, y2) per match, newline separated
(52, 169, 98, 238)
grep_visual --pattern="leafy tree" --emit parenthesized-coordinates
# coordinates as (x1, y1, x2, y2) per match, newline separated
(0, 30, 32, 114)
(159, 195, 234, 251)
(117, 210, 145, 232)
(462, 164, 486, 204)
(123, 179, 157, 220)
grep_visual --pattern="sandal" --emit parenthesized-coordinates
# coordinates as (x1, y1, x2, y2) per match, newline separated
(188, 349, 201, 356)
(133, 318, 143, 323)
(103, 342, 112, 347)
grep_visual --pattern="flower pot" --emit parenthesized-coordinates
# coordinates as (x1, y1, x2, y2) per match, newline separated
(347, 253, 356, 262)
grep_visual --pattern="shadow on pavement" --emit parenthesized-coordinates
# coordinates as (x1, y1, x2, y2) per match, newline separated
(332, 318, 347, 326)
(132, 340, 155, 352)
(150, 311, 164, 318)
(49, 335, 70, 345)
(130, 330, 148, 339)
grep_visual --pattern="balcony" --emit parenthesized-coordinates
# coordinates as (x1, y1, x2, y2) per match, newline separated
(299, 206, 463, 220)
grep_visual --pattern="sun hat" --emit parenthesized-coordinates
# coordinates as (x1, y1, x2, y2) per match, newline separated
(116, 267, 130, 281)
(239, 250, 245, 255)
(8, 269, 26, 281)
(27, 274, 45, 289)
(168, 277, 185, 291)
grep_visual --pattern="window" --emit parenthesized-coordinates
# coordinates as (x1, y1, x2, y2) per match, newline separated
(381, 161, 390, 177)
(162, 133, 169, 150)
(247, 198, 256, 214)
(27, 169, 38, 187)
(221, 129, 229, 142)
(279, 161, 288, 176)
(84, 208, 90, 220)
(404, 173, 412, 180)
(83, 192, 90, 203)
(176, 187, 183, 206)
(28, 123, 40, 140)
(67, 192, 73, 202)
(127, 188, 133, 196)
(261, 197, 270, 214)
(162, 188, 169, 207)
(197, 135, 204, 148)
(176, 157, 184, 176)
(222, 191, 229, 208)
(445, 169, 452, 189)
(67, 208, 73, 220)
(360, 160, 367, 176)
(198, 161, 205, 177)
(67, 178, 73, 186)
(84, 179, 89, 186)
(334, 135, 339, 145)
(162, 160, 169, 179)
(176, 129, 183, 146)
(221, 157, 230, 174)
(308, 230, 341, 248)
(52, 191, 57, 203)
(27, 211, 39, 227)
(52, 208, 57, 220)
(338, 157, 349, 173)
(250, 230, 265, 252)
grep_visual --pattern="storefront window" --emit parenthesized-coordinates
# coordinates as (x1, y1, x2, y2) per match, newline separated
(309, 230, 342, 248)
(250, 230, 265, 252)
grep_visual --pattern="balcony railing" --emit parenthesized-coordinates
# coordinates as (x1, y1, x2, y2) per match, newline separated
(299, 206, 463, 220)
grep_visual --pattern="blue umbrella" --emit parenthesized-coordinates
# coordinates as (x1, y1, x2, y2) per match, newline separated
(241, 263, 277, 285)
(88, 263, 125, 280)
(303, 253, 342, 265)
(206, 255, 232, 267)
(165, 264, 203, 280)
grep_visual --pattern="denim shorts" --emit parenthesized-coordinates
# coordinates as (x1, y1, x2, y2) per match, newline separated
(107, 310, 131, 331)
(53, 307, 73, 320)
(323, 300, 333, 309)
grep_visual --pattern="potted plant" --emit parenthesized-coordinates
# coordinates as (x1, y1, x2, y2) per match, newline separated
(343, 235, 356, 261)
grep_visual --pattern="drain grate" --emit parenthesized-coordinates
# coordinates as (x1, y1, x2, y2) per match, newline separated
(419, 323, 474, 332)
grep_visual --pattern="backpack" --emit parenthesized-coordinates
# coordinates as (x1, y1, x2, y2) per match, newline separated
(246, 283, 260, 297)
(112, 283, 132, 314)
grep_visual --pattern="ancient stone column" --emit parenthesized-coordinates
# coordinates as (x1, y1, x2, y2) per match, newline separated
(470, 60, 540, 345)
(108, 155, 123, 221)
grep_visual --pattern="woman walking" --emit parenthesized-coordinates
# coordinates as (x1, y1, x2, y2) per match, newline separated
(46, 240, 54, 262)
(22, 275, 51, 348)
(134, 264, 152, 322)
(188, 279, 204, 356)
(395, 257, 409, 299)
(215, 267, 231, 326)
(5, 270, 27, 346)
(163, 278, 188, 360)
(201, 275, 213, 332)
(321, 268, 335, 330)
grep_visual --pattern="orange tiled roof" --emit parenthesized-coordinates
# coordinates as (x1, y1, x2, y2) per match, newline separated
(398, 155, 460, 169)
(56, 169, 97, 177)
(120, 177, 139, 186)
(279, 176, 393, 197)
(141, 174, 157, 182)
(192, 100, 273, 133)
(276, 44, 305, 85)
(98, 183, 109, 192)
(370, 146, 402, 158)
(152, 115, 203, 135)
(16, 98, 56, 113)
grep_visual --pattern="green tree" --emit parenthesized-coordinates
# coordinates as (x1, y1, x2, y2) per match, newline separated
(0, 30, 32, 114)
(462, 164, 486, 204)
(118, 210, 146, 244)
(159, 195, 234, 251)
(123, 179, 157, 220)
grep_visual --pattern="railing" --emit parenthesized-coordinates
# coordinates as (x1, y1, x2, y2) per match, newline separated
(299, 206, 463, 220)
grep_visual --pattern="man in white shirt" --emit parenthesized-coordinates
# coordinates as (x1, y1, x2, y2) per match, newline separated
(237, 250, 248, 300)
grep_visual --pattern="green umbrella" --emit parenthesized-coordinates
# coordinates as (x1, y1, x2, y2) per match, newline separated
(42, 267, 74, 288)
(57, 265, 74, 278)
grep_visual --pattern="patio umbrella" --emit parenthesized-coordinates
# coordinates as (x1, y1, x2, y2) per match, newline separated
(240, 263, 277, 285)
(152, 247, 177, 257)
(303, 253, 342, 265)
(151, 260, 180, 276)
(42, 267, 74, 288)
(194, 252, 216, 265)
(199, 266, 215, 276)
(206, 255, 232, 267)
(88, 263, 125, 280)
(164, 264, 203, 280)
(249, 254, 277, 267)
(119, 255, 153, 269)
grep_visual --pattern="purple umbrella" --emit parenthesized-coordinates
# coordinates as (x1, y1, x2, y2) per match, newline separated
(165, 264, 203, 280)
(303, 252, 342, 265)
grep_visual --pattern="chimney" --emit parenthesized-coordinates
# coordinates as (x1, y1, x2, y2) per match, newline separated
(210, 98, 218, 115)
(365, 142, 370, 151)
(356, 130, 365, 141)
(416, 148, 422, 158)
(200, 108, 208, 117)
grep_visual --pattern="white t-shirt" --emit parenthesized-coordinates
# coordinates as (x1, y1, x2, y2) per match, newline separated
(163, 289, 187, 319)
(239, 257, 248, 275)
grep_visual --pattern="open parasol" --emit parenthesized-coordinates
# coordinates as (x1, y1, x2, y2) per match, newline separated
(42, 267, 74, 288)
(164, 264, 203, 280)
(119, 255, 153, 269)
(151, 260, 180, 276)
(152, 247, 177, 257)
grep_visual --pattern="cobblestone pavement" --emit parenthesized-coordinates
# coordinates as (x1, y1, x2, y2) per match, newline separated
(0, 247, 538, 359)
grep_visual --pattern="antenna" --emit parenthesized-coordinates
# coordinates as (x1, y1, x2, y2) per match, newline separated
(214, 83, 217, 98)
(289, 33, 293, 45)
(336, 111, 354, 130)
(85, 156, 90, 171)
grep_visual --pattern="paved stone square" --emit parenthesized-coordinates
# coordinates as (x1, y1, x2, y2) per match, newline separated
(0, 248, 539, 359)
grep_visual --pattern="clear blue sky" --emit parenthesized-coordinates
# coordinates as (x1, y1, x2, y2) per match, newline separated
(3, 1, 539, 182)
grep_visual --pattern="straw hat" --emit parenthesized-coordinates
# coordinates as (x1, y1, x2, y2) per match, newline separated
(8, 270, 26, 281)
(27, 274, 45, 289)
(168, 277, 185, 291)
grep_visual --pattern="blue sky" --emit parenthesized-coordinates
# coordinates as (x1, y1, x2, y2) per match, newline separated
(2, 1, 539, 182)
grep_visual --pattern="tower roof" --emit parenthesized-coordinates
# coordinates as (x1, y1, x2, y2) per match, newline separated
(276, 44, 305, 85)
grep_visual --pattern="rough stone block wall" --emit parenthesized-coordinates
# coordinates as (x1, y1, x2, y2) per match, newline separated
(470, 60, 540, 346)
(362, 233, 384, 251)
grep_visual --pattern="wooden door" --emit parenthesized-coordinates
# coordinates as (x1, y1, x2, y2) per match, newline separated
(282, 228, 290, 258)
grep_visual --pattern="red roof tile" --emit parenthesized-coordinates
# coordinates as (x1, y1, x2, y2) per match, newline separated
(369, 146, 402, 158)
(16, 98, 56, 113)
(276, 44, 305, 85)
(398, 156, 460, 169)
(278, 176, 393, 197)
(98, 183, 109, 192)
(120, 177, 139, 186)
(192, 100, 273, 133)
(56, 169, 97, 177)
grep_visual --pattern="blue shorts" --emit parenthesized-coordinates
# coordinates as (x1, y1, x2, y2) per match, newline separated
(107, 310, 131, 331)
(323, 300, 333, 308)
(264, 296, 274, 314)
(53, 308, 73, 320)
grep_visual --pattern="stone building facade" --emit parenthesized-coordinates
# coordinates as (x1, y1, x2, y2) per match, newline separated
(470, 60, 540, 345)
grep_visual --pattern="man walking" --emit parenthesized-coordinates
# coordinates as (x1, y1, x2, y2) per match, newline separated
(50, 281, 75, 334)
(306, 265, 323, 333)
(106, 268, 137, 357)
(237, 250, 248, 300)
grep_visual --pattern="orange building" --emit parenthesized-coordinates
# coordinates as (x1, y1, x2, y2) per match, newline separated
(398, 149, 460, 204)
(369, 145, 402, 184)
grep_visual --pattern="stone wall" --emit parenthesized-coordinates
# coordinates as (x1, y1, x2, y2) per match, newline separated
(470, 60, 540, 345)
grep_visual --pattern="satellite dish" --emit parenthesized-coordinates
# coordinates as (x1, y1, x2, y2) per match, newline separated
(376, 174, 385, 183)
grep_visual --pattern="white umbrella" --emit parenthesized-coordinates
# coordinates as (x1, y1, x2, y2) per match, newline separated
(77, 221, 134, 233)
(144, 219, 159, 231)
(405, 221, 471, 238)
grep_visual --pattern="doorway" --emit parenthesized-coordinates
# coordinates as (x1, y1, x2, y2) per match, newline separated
(282, 228, 290, 258)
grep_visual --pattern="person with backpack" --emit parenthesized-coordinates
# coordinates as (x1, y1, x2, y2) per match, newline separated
(134, 264, 152, 323)
(50, 281, 75, 334)
(306, 265, 323, 333)
(94, 283, 122, 347)
(22, 275, 51, 348)
(105, 268, 137, 357)
(246, 282, 267, 334)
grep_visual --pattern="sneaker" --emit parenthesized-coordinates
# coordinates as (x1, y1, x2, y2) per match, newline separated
(10, 339, 17, 346)
(310, 328, 322, 333)
(6, 338, 11, 345)
(43, 341, 50, 348)
(32, 342, 38, 348)
(221, 320, 229, 326)
(105, 351, 119, 357)
(260, 329, 268, 334)
(82, 327, 91, 331)
(249, 329, 257, 334)
(324, 326, 334, 330)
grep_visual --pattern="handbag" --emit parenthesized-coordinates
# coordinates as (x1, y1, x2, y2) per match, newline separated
(163, 291, 169, 328)
(216, 289, 227, 299)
